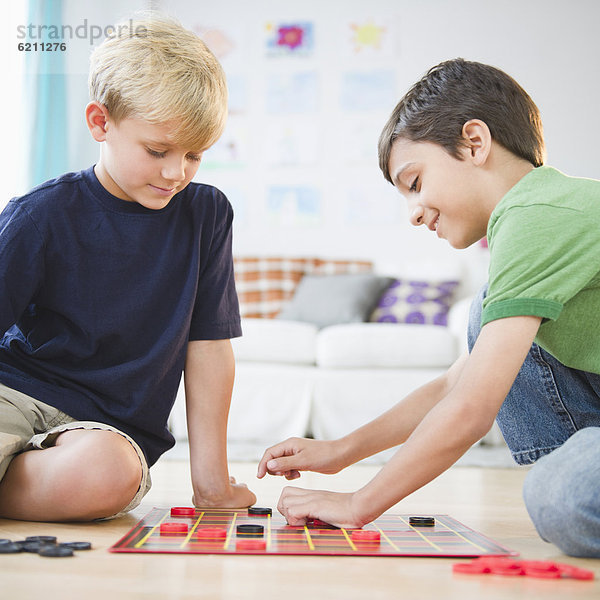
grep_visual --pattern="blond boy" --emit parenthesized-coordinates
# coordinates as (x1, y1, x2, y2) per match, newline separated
(0, 15, 255, 521)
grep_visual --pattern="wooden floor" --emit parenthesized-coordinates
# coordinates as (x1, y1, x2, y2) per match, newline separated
(0, 451, 598, 599)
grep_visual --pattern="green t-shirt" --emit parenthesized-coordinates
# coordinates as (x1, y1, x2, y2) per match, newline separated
(482, 166, 600, 375)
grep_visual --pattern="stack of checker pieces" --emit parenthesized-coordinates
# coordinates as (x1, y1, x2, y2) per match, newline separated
(0, 535, 91, 557)
(453, 556, 594, 580)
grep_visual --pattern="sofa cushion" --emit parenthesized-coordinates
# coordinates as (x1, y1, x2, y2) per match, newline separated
(369, 279, 459, 326)
(277, 274, 393, 328)
(316, 323, 457, 368)
(234, 256, 372, 318)
(232, 318, 318, 365)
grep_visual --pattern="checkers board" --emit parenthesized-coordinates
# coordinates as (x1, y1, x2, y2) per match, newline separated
(109, 507, 516, 557)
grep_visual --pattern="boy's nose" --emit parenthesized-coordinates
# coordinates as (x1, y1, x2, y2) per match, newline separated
(409, 204, 425, 227)
(161, 158, 186, 183)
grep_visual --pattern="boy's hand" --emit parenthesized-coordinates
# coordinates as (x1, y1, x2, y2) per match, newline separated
(257, 438, 347, 480)
(277, 486, 366, 529)
(192, 476, 256, 509)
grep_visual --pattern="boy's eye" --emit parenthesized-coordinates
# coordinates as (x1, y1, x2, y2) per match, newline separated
(146, 148, 202, 162)
(409, 177, 419, 192)
(147, 148, 167, 158)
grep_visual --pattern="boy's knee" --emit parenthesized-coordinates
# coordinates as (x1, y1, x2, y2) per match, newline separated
(523, 428, 600, 557)
(55, 429, 142, 519)
(92, 447, 142, 516)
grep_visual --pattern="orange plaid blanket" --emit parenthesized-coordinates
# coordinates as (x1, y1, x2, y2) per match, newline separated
(234, 257, 373, 318)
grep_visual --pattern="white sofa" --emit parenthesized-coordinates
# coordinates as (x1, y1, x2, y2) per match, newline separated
(167, 252, 511, 463)
(169, 295, 487, 463)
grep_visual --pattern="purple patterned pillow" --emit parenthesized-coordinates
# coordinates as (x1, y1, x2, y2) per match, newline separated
(369, 279, 459, 326)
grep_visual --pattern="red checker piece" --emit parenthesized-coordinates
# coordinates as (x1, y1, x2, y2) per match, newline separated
(309, 518, 334, 529)
(524, 569, 561, 579)
(453, 562, 491, 575)
(350, 530, 381, 543)
(236, 539, 266, 552)
(481, 557, 524, 576)
(160, 522, 189, 536)
(195, 527, 228, 540)
(558, 564, 595, 581)
(521, 560, 560, 572)
(454, 557, 524, 576)
(476, 557, 517, 567)
(170, 507, 196, 517)
(520, 560, 560, 579)
(490, 565, 525, 577)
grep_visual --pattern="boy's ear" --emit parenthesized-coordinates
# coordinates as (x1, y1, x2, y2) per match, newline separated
(86, 102, 111, 142)
(460, 119, 492, 166)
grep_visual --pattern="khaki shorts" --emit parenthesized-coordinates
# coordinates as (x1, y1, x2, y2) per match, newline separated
(0, 382, 151, 519)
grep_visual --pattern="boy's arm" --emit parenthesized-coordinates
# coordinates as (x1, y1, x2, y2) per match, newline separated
(276, 315, 541, 528)
(184, 339, 256, 508)
(257, 351, 468, 479)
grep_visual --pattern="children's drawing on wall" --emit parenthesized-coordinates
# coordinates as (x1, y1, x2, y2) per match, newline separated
(266, 72, 319, 114)
(349, 20, 386, 53)
(225, 74, 248, 115)
(340, 70, 396, 111)
(193, 26, 236, 59)
(264, 119, 319, 167)
(339, 118, 379, 163)
(267, 185, 322, 226)
(343, 182, 403, 226)
(265, 21, 315, 56)
(201, 116, 247, 169)
(191, 22, 254, 68)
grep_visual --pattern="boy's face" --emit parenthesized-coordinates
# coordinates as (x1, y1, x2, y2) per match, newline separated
(95, 116, 203, 210)
(387, 138, 491, 249)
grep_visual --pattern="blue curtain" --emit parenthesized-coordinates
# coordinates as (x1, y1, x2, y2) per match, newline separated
(26, 0, 68, 188)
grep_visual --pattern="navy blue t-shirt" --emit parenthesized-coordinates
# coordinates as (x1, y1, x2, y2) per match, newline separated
(0, 167, 242, 465)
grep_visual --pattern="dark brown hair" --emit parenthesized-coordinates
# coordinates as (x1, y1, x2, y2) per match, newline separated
(378, 58, 546, 183)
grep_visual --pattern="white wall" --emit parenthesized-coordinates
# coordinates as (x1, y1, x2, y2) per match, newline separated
(5, 0, 600, 288)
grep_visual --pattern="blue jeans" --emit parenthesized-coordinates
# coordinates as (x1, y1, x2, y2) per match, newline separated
(468, 285, 600, 557)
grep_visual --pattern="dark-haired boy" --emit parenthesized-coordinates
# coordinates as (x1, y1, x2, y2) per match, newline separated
(258, 58, 600, 558)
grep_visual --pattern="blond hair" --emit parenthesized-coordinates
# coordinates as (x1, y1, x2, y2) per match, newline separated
(89, 14, 227, 151)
